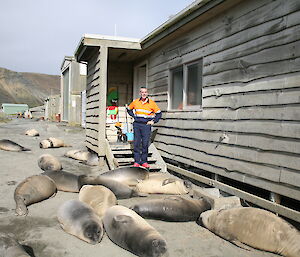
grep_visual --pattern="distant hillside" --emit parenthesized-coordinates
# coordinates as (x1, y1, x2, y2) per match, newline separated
(0, 67, 60, 108)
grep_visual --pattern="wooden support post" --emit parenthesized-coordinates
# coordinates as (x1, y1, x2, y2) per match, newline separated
(97, 46, 108, 161)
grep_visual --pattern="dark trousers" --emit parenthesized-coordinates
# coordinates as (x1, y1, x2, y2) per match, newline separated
(133, 122, 151, 164)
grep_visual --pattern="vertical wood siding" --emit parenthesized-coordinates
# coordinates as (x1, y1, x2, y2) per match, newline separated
(145, 0, 300, 201)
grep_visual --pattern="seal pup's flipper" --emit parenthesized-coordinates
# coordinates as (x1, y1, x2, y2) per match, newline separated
(113, 215, 133, 227)
(161, 178, 176, 186)
(232, 240, 253, 251)
(131, 189, 148, 197)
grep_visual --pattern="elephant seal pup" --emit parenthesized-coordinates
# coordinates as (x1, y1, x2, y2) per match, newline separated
(0, 233, 30, 257)
(64, 149, 91, 161)
(199, 207, 300, 257)
(131, 196, 210, 222)
(103, 205, 168, 257)
(42, 170, 81, 192)
(25, 128, 39, 136)
(39, 137, 70, 149)
(81, 152, 99, 166)
(38, 154, 62, 171)
(135, 175, 192, 195)
(0, 139, 30, 152)
(81, 175, 146, 199)
(14, 175, 57, 216)
(57, 199, 104, 244)
(79, 185, 117, 218)
(99, 167, 149, 186)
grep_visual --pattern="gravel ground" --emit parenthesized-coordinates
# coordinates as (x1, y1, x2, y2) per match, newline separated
(0, 118, 279, 257)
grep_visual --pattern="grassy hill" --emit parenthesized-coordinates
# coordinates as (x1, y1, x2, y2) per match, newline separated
(0, 67, 60, 108)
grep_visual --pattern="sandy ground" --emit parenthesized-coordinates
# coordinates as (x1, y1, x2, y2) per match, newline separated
(0, 118, 279, 257)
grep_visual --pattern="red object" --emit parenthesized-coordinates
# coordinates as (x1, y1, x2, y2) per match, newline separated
(141, 163, 150, 168)
(55, 114, 61, 122)
(133, 163, 140, 167)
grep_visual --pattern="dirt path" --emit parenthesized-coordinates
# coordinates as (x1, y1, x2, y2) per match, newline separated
(0, 119, 279, 257)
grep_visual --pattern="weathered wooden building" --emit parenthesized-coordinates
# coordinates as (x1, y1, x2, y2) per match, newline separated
(75, 0, 300, 222)
(60, 56, 87, 125)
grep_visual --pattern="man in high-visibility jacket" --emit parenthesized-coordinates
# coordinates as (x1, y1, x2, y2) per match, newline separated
(126, 87, 162, 168)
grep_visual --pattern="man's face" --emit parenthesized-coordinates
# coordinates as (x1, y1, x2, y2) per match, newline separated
(140, 88, 148, 99)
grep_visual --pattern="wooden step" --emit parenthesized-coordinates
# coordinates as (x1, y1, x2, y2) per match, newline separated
(118, 163, 161, 172)
(113, 152, 153, 158)
(110, 143, 132, 151)
(117, 157, 157, 164)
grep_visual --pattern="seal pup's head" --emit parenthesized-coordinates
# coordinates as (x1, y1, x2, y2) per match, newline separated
(39, 140, 51, 149)
(198, 209, 218, 228)
(141, 235, 168, 257)
(82, 220, 103, 244)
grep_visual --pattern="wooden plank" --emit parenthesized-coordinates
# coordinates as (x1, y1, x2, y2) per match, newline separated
(148, 0, 278, 69)
(117, 157, 156, 164)
(110, 144, 132, 151)
(86, 136, 98, 147)
(164, 105, 300, 121)
(159, 118, 300, 139)
(280, 169, 300, 186)
(148, 85, 168, 95)
(87, 69, 100, 85)
(155, 140, 281, 183)
(203, 58, 300, 87)
(148, 77, 168, 90)
(166, 163, 300, 223)
(151, 94, 168, 102)
(86, 93, 99, 103)
(204, 24, 300, 67)
(86, 102, 99, 110)
(148, 14, 288, 77)
(204, 40, 300, 76)
(156, 149, 300, 201)
(203, 73, 300, 97)
(86, 83, 99, 95)
(147, 71, 168, 84)
(203, 88, 300, 109)
(157, 127, 300, 155)
(156, 102, 168, 112)
(86, 129, 98, 140)
(105, 139, 118, 169)
(155, 134, 300, 180)
(86, 109, 99, 120)
(87, 59, 100, 75)
(86, 122, 99, 131)
(87, 53, 101, 73)
(86, 141, 98, 154)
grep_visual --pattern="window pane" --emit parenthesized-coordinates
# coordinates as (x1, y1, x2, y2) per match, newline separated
(171, 67, 183, 109)
(187, 61, 202, 106)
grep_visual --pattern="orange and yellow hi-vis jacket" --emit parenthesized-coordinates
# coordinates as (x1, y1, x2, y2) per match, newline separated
(127, 97, 162, 124)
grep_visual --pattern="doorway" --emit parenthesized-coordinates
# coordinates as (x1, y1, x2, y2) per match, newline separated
(133, 61, 147, 99)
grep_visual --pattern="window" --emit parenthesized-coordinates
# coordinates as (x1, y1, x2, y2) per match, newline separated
(170, 59, 203, 110)
(170, 67, 183, 110)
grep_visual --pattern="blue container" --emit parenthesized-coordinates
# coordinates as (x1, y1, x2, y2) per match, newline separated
(126, 132, 134, 141)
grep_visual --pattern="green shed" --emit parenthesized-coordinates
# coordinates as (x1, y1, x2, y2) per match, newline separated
(1, 103, 29, 114)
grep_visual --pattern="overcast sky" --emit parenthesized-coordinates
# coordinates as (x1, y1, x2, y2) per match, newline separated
(0, 0, 194, 75)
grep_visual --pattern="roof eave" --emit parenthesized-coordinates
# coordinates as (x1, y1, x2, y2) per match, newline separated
(140, 0, 225, 49)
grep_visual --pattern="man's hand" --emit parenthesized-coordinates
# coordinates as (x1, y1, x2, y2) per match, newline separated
(147, 120, 154, 125)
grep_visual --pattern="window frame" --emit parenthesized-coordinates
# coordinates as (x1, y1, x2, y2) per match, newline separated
(168, 58, 203, 111)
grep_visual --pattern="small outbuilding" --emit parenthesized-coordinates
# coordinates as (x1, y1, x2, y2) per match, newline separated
(1, 103, 29, 115)
(60, 56, 87, 125)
